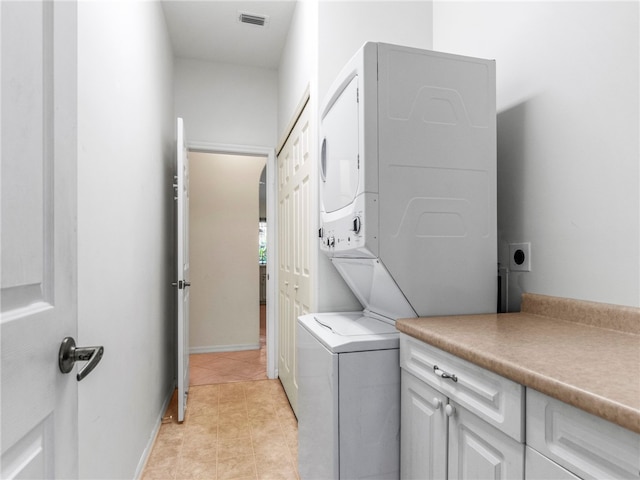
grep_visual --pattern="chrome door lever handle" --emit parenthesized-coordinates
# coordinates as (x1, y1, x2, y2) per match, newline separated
(59, 337, 104, 381)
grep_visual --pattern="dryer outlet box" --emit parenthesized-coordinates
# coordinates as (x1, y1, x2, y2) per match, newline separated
(509, 242, 531, 272)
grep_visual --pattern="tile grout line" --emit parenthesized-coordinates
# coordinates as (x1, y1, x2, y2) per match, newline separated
(244, 383, 260, 480)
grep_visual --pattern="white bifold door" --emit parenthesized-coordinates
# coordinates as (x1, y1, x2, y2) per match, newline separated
(1, 1, 82, 478)
(277, 102, 313, 416)
(175, 118, 191, 422)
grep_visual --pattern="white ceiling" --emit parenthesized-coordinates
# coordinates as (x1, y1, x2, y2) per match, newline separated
(161, 1, 297, 69)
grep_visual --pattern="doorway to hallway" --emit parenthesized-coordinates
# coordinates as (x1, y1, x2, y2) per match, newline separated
(185, 146, 276, 387)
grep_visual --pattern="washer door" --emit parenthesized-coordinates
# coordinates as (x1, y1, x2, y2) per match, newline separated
(320, 75, 360, 214)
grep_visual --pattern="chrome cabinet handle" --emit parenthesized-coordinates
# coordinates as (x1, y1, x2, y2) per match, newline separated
(433, 365, 458, 382)
(59, 337, 104, 381)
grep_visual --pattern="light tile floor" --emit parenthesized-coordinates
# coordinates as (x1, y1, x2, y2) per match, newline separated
(142, 305, 299, 479)
(142, 380, 299, 480)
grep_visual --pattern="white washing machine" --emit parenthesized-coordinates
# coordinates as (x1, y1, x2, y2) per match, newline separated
(297, 311, 400, 480)
(297, 42, 496, 479)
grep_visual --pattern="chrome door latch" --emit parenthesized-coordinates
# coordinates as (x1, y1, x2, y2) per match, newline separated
(58, 337, 104, 381)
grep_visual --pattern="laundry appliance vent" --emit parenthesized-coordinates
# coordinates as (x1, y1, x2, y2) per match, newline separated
(238, 12, 269, 27)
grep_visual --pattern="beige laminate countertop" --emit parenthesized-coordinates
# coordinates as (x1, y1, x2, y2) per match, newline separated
(396, 293, 640, 434)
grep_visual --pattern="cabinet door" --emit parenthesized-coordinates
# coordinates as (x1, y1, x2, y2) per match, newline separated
(401, 370, 447, 479)
(448, 401, 524, 480)
(525, 447, 580, 480)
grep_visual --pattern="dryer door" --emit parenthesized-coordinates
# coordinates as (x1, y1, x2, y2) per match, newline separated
(320, 75, 360, 214)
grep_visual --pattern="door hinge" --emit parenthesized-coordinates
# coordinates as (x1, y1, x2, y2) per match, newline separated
(356, 87, 359, 103)
(357, 154, 360, 169)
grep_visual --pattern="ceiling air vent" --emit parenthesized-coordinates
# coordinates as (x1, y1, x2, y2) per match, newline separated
(239, 12, 269, 27)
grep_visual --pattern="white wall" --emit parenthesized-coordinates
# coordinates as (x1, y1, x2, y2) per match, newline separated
(189, 152, 266, 352)
(77, 1, 175, 478)
(434, 1, 640, 309)
(174, 57, 278, 147)
(317, 1, 433, 102)
(277, 0, 318, 139)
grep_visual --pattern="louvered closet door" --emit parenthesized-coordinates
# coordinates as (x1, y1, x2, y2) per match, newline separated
(278, 102, 312, 416)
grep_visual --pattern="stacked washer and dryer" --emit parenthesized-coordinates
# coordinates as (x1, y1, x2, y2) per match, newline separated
(297, 42, 497, 479)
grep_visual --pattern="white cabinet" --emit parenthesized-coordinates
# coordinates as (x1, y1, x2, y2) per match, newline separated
(400, 334, 524, 441)
(401, 370, 447, 479)
(526, 389, 640, 480)
(400, 334, 525, 480)
(400, 333, 640, 480)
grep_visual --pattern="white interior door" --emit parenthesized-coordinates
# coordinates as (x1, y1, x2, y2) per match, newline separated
(1, 1, 79, 477)
(176, 117, 190, 422)
(278, 102, 312, 416)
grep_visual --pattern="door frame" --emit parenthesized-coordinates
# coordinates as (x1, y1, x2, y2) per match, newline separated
(188, 141, 278, 379)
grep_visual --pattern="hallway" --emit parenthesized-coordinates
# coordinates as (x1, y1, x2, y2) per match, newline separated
(141, 305, 299, 479)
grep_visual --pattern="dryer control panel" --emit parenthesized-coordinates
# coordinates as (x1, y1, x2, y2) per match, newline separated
(319, 193, 378, 258)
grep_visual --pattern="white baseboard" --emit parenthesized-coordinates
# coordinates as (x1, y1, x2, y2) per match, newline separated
(134, 383, 175, 479)
(189, 343, 260, 354)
